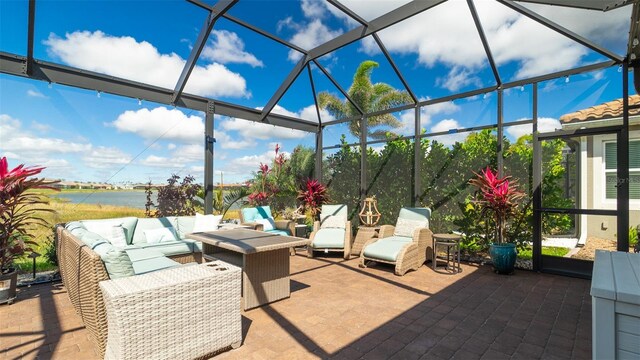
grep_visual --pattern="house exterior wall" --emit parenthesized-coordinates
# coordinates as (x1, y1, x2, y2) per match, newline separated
(584, 127, 640, 241)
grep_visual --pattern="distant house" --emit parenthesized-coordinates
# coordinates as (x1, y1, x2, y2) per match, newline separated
(55, 181, 83, 189)
(560, 95, 640, 242)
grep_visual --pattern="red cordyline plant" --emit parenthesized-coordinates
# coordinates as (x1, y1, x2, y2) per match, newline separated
(297, 178, 329, 219)
(469, 167, 525, 245)
(0, 157, 59, 272)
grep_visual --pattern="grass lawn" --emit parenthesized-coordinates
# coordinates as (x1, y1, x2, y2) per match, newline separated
(517, 246, 570, 260)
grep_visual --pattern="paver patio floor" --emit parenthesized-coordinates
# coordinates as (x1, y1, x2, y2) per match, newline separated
(1, 253, 592, 359)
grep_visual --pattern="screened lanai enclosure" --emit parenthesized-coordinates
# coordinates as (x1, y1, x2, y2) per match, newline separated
(1, 0, 639, 277)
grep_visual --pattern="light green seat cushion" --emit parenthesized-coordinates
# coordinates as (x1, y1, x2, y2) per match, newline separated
(69, 227, 109, 248)
(65, 221, 86, 233)
(80, 217, 138, 245)
(131, 217, 176, 244)
(311, 228, 345, 249)
(182, 239, 203, 253)
(398, 207, 431, 222)
(363, 236, 413, 262)
(131, 256, 180, 275)
(93, 241, 135, 279)
(266, 229, 290, 236)
(125, 248, 164, 262)
(137, 241, 194, 257)
(175, 216, 196, 239)
(241, 206, 273, 222)
(321, 204, 348, 218)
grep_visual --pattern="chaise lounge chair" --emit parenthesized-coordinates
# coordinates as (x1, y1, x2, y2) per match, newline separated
(360, 207, 433, 276)
(240, 205, 295, 236)
(307, 204, 352, 259)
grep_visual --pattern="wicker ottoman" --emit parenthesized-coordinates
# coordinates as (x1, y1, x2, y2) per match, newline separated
(99, 262, 242, 360)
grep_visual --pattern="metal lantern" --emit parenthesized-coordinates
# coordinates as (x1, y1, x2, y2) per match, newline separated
(359, 196, 381, 226)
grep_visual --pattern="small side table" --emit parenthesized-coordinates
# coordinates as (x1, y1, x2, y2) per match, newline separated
(352, 226, 380, 257)
(433, 233, 462, 274)
(294, 224, 309, 238)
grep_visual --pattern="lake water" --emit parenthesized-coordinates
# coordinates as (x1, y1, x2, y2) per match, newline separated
(54, 191, 154, 209)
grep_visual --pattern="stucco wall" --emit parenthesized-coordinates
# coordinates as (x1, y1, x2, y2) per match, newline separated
(584, 127, 640, 241)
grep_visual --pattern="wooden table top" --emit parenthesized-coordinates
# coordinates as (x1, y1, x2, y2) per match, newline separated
(186, 229, 309, 254)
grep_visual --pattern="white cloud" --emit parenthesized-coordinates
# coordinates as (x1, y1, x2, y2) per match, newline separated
(332, 0, 412, 22)
(27, 89, 48, 99)
(201, 30, 264, 67)
(172, 144, 203, 162)
(30, 121, 51, 132)
(301, 104, 335, 123)
(139, 155, 185, 168)
(83, 146, 132, 169)
(273, 104, 334, 123)
(280, 19, 343, 61)
(110, 107, 204, 144)
(215, 131, 256, 150)
(167, 143, 177, 150)
(44, 30, 248, 98)
(399, 98, 460, 134)
(3, 152, 20, 159)
(220, 117, 308, 141)
(505, 117, 561, 139)
(301, 0, 327, 19)
(0, 114, 92, 154)
(436, 67, 483, 92)
(354, 0, 627, 84)
(220, 151, 275, 176)
(432, 119, 460, 133)
(428, 119, 469, 145)
(219, 105, 315, 141)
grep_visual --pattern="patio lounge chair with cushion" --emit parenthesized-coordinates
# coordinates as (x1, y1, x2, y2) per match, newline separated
(360, 207, 433, 276)
(307, 204, 352, 259)
(240, 205, 295, 237)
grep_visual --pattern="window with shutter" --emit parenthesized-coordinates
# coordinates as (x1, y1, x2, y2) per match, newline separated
(603, 140, 640, 200)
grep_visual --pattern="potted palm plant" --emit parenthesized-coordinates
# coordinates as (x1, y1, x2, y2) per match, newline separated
(469, 167, 525, 274)
(1, 157, 58, 304)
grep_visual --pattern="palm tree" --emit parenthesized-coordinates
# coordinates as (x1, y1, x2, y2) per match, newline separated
(318, 60, 412, 139)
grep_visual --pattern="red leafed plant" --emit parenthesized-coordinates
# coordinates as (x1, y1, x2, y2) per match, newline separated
(469, 167, 525, 244)
(297, 178, 329, 219)
(0, 157, 59, 272)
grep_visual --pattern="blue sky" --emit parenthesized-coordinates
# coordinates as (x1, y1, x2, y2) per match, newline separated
(0, 0, 635, 184)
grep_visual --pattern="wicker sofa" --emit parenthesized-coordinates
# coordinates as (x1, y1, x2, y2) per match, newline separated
(56, 215, 238, 358)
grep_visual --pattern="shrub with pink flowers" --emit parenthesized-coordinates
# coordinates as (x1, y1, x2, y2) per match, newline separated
(246, 145, 320, 218)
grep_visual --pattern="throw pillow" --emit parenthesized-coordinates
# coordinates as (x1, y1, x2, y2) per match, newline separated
(83, 219, 130, 246)
(144, 227, 178, 244)
(192, 213, 223, 233)
(255, 218, 276, 231)
(109, 225, 128, 248)
(393, 218, 428, 238)
(320, 214, 346, 229)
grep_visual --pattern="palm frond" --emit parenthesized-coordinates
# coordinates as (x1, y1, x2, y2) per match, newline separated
(318, 92, 349, 119)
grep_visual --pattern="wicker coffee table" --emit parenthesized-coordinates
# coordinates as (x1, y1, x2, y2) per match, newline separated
(187, 229, 309, 310)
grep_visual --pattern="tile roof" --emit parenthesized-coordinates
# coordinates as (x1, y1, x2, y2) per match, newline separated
(559, 95, 640, 123)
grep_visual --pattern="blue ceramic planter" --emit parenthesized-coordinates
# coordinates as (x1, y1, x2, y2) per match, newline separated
(489, 243, 517, 274)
